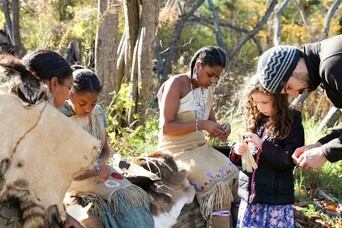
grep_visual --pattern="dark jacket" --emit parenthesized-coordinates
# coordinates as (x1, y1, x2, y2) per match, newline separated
(231, 111, 304, 205)
(303, 34, 342, 162)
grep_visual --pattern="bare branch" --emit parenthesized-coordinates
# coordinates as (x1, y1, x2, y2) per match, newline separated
(290, 92, 311, 110)
(321, 0, 342, 40)
(228, 0, 278, 60)
(161, 0, 205, 82)
(189, 16, 248, 33)
(317, 107, 342, 132)
(273, 0, 290, 46)
(207, 0, 228, 57)
(293, 0, 311, 37)
(189, 16, 263, 55)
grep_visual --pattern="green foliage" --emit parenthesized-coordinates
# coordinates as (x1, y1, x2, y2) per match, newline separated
(106, 83, 159, 161)
(295, 162, 342, 198)
(106, 83, 135, 134)
(302, 204, 322, 217)
(5, 1, 97, 58)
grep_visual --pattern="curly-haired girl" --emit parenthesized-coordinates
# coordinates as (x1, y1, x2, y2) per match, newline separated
(232, 75, 304, 228)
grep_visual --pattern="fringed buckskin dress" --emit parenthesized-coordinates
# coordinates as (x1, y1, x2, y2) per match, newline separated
(158, 85, 239, 227)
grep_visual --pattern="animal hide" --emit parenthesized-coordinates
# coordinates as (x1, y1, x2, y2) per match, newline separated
(0, 66, 46, 107)
(130, 152, 196, 228)
(0, 87, 100, 227)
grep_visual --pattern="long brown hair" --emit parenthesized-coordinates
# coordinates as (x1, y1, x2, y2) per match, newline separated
(242, 75, 294, 139)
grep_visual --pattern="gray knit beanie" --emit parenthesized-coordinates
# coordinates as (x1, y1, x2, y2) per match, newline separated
(257, 45, 301, 93)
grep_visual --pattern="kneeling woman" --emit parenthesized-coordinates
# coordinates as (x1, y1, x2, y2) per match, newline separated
(60, 68, 154, 228)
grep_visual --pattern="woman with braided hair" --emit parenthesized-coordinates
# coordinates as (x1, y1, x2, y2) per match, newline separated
(0, 51, 84, 228)
(157, 46, 239, 227)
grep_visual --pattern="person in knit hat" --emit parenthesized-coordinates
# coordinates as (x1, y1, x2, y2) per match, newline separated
(257, 45, 302, 94)
(257, 34, 342, 170)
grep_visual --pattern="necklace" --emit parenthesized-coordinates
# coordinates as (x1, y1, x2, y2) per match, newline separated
(189, 76, 206, 120)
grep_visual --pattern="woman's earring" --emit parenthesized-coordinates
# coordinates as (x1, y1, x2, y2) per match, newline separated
(193, 68, 198, 79)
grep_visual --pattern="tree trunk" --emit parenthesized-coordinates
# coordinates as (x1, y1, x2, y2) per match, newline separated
(127, 0, 160, 126)
(207, 0, 228, 63)
(122, 0, 140, 125)
(116, 29, 126, 92)
(3, 0, 14, 51)
(123, 0, 139, 85)
(11, 0, 23, 56)
(95, 0, 119, 105)
(3, 0, 23, 56)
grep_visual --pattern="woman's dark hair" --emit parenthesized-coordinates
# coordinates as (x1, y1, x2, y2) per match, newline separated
(189, 46, 226, 78)
(22, 49, 72, 83)
(71, 68, 102, 94)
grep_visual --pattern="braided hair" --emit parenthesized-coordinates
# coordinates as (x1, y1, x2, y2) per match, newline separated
(22, 49, 72, 83)
(71, 68, 102, 94)
(189, 46, 226, 78)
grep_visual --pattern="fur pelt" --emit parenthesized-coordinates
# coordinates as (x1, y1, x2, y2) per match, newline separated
(0, 88, 100, 227)
(130, 151, 197, 228)
(0, 65, 46, 106)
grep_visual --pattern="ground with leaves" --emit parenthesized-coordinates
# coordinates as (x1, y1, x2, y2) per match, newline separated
(293, 163, 342, 228)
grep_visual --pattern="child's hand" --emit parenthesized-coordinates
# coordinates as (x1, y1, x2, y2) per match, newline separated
(241, 132, 262, 150)
(233, 140, 248, 155)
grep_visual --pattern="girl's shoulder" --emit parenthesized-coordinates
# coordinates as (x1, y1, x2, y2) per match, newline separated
(93, 105, 108, 127)
(93, 104, 105, 116)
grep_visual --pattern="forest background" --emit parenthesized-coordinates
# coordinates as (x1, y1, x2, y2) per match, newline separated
(0, 0, 341, 227)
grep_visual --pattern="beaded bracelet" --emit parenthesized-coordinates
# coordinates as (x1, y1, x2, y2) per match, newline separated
(195, 119, 199, 132)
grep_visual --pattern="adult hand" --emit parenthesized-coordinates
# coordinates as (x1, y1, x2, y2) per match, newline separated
(292, 142, 322, 164)
(296, 147, 327, 170)
(64, 213, 84, 228)
(216, 122, 231, 142)
(203, 120, 225, 138)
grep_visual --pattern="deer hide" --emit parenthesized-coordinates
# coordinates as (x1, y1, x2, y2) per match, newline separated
(0, 87, 100, 226)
